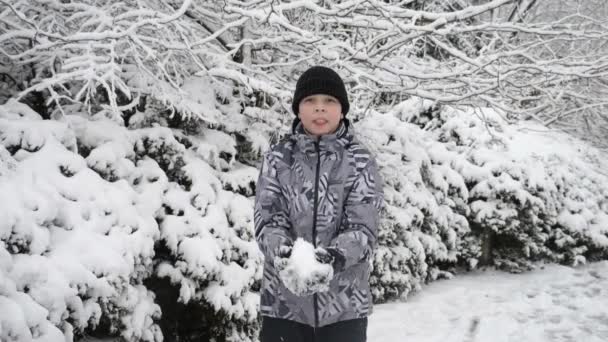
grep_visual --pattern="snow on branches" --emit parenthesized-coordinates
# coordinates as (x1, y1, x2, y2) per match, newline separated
(0, 99, 263, 342)
(0, 100, 162, 342)
(2, 0, 607, 143)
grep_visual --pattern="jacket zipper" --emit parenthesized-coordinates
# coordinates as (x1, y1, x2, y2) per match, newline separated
(312, 140, 321, 328)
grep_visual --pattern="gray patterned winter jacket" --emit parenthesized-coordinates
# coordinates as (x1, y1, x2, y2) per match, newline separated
(254, 120, 384, 328)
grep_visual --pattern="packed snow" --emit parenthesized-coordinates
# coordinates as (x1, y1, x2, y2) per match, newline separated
(275, 238, 334, 296)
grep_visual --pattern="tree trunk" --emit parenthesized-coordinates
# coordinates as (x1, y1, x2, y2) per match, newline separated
(480, 226, 495, 266)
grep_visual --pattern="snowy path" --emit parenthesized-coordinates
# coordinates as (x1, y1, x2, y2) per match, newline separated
(368, 261, 608, 342)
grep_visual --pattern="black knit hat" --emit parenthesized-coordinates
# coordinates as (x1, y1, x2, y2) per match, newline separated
(292, 66, 349, 116)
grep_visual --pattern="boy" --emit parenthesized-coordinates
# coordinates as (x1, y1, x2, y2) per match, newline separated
(254, 66, 384, 342)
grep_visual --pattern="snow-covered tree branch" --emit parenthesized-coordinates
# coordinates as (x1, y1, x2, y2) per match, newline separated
(2, 0, 607, 139)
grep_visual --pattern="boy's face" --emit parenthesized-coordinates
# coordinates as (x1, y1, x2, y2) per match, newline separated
(298, 94, 342, 137)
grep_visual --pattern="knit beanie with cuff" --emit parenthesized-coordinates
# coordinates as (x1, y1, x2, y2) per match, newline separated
(291, 66, 350, 117)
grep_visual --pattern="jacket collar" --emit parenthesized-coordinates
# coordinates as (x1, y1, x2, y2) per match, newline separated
(292, 120, 351, 154)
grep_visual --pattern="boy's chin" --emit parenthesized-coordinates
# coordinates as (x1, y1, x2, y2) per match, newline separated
(305, 125, 337, 137)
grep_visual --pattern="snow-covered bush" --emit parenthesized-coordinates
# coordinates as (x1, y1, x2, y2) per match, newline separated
(546, 158, 608, 265)
(0, 100, 161, 342)
(355, 105, 471, 302)
(75, 104, 265, 342)
(0, 99, 264, 342)
(347, 97, 608, 303)
(396, 97, 608, 272)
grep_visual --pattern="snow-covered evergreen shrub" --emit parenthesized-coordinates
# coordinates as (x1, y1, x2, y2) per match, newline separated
(546, 158, 608, 265)
(0, 100, 161, 342)
(0, 99, 265, 342)
(73, 104, 265, 341)
(355, 107, 471, 302)
(396, 97, 608, 272)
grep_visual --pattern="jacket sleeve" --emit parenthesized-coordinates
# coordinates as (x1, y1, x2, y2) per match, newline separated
(254, 151, 293, 262)
(330, 157, 384, 270)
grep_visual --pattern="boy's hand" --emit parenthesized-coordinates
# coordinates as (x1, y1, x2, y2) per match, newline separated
(315, 247, 346, 272)
(314, 247, 334, 264)
(274, 243, 293, 272)
(278, 244, 293, 259)
(274, 241, 336, 296)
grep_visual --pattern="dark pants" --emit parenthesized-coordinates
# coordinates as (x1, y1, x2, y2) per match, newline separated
(259, 316, 367, 342)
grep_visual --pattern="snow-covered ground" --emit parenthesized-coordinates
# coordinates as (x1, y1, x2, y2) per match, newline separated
(369, 261, 608, 342)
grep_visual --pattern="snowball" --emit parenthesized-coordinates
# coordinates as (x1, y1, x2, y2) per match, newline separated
(277, 239, 333, 296)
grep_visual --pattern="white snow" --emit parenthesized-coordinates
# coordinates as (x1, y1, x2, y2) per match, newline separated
(277, 238, 334, 296)
(369, 261, 608, 342)
(0, 100, 264, 342)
